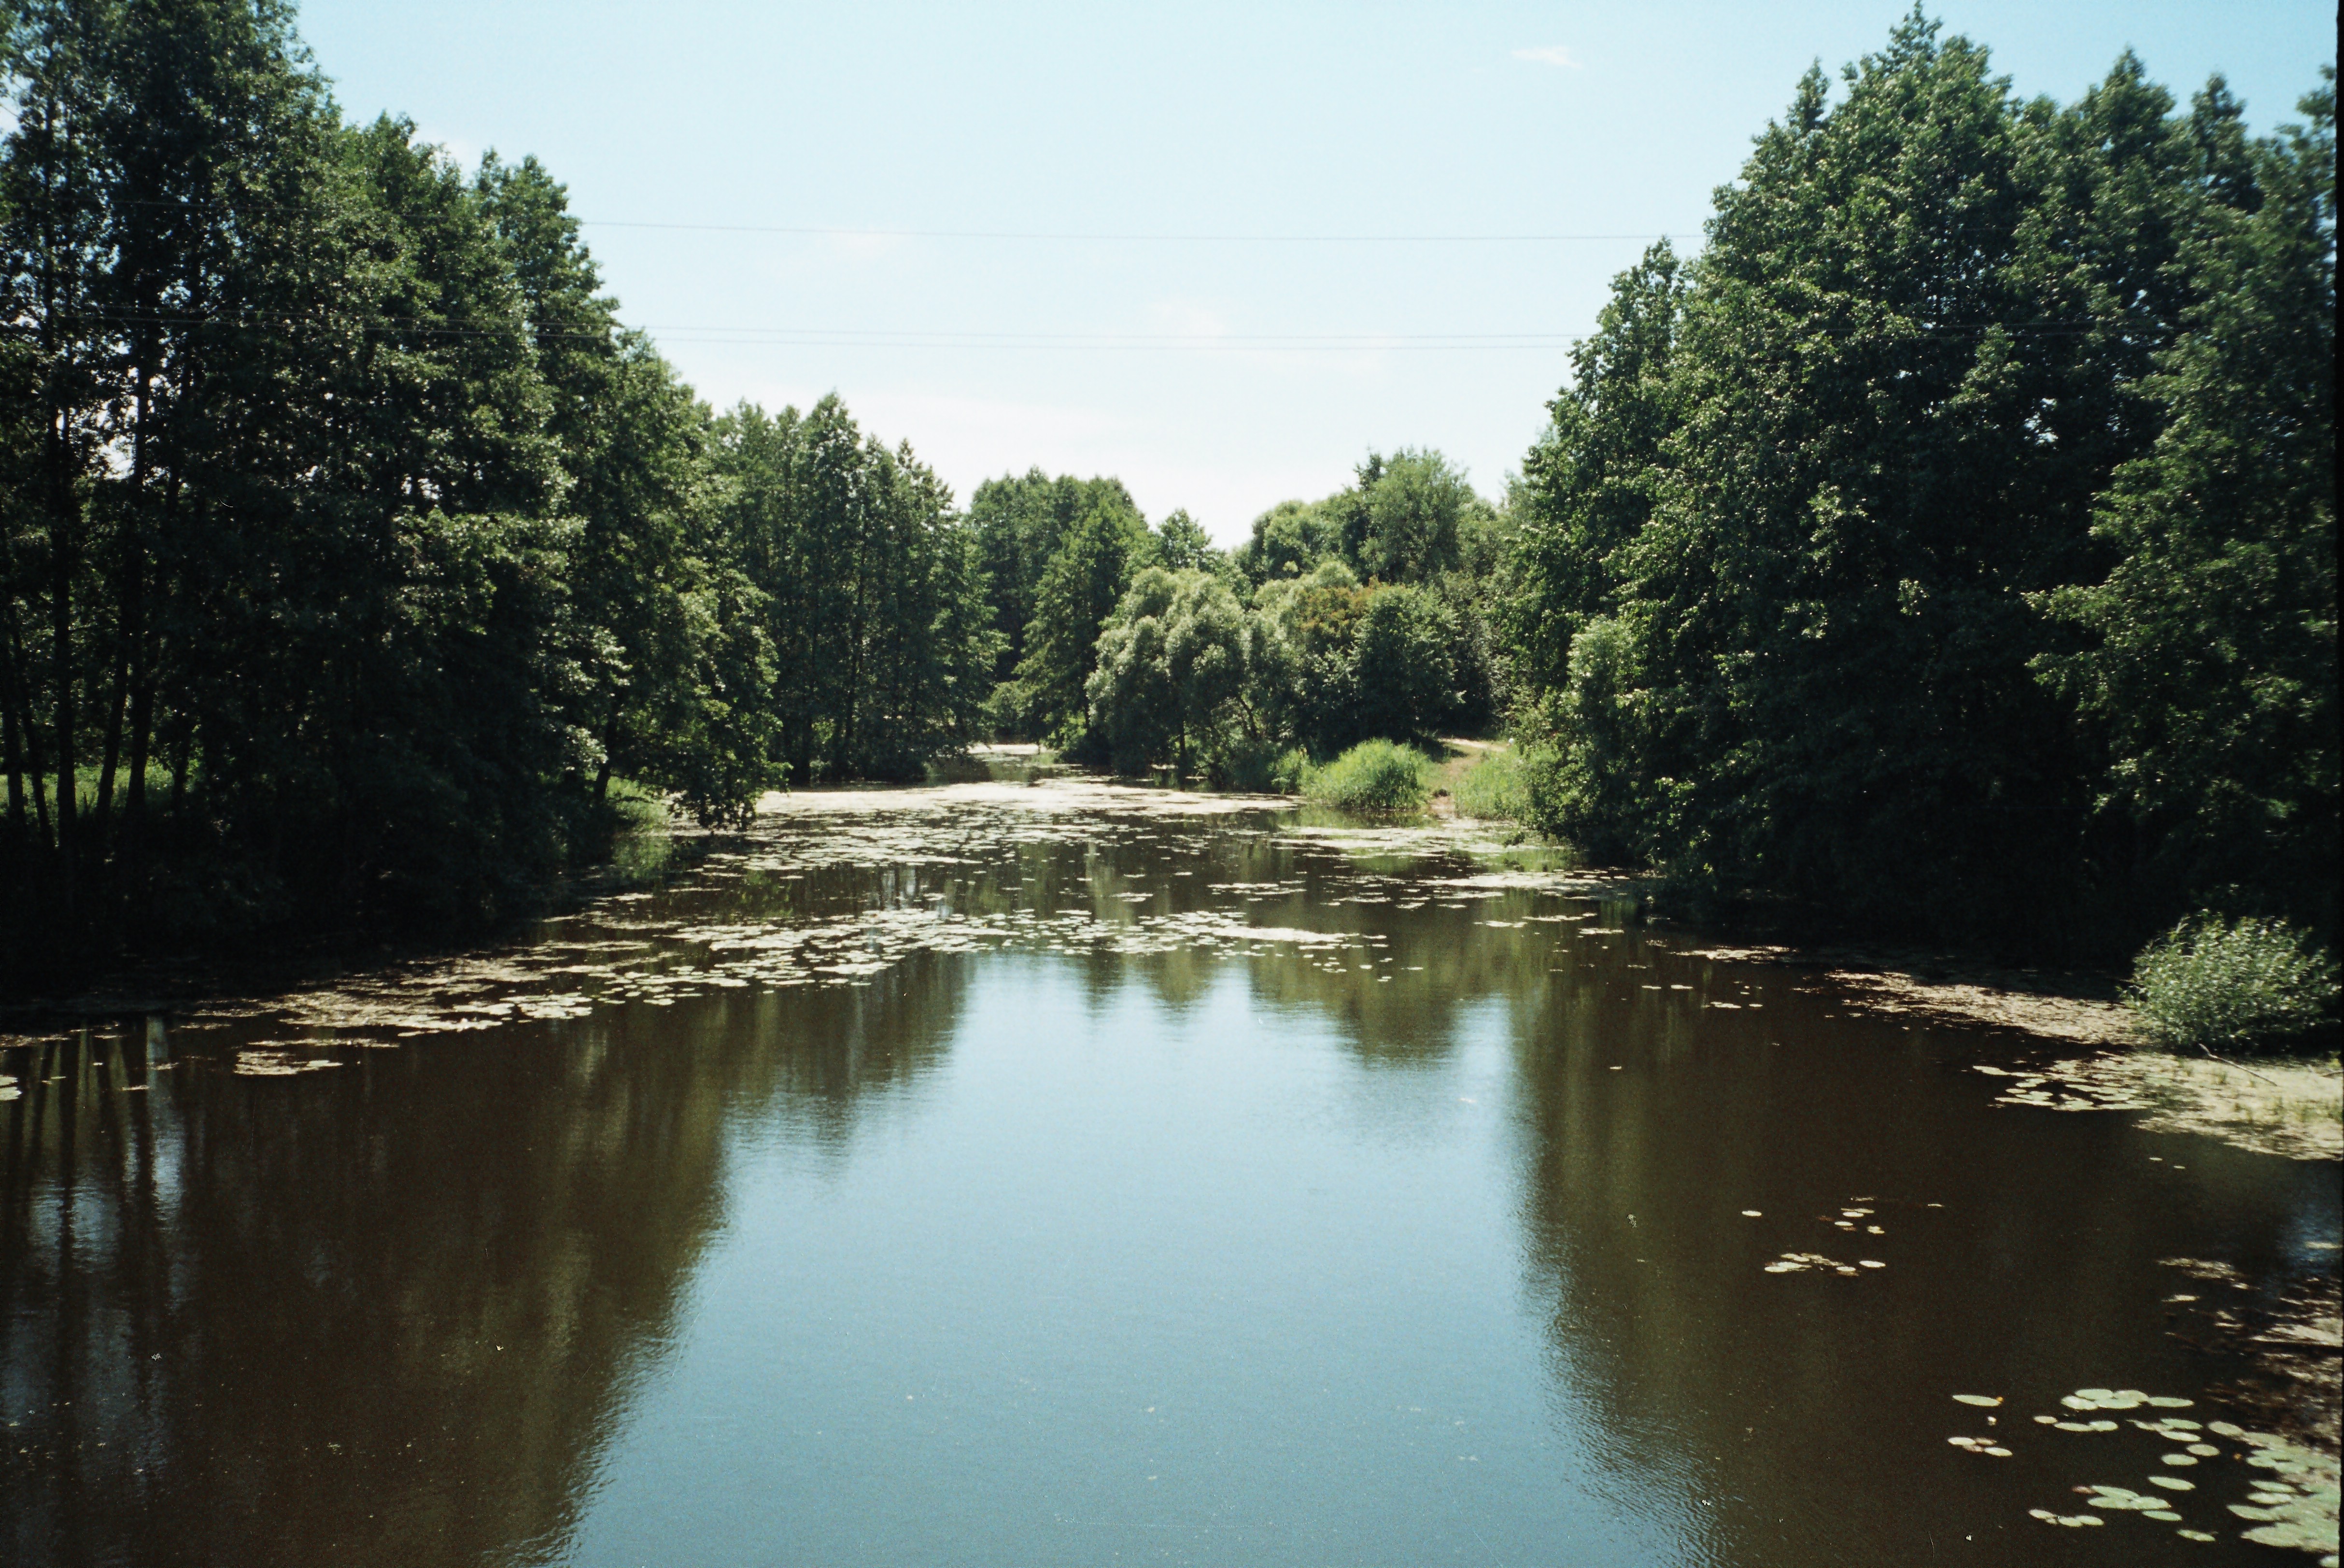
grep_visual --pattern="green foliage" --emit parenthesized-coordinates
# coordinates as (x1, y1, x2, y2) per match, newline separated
(709, 396, 998, 783)
(1084, 567, 1253, 774)
(968, 470, 1143, 693)
(2036, 68, 2338, 932)
(2127, 913, 2340, 1051)
(1231, 498, 1339, 582)
(1499, 17, 2337, 945)
(0, 3, 991, 980)
(1232, 449, 1502, 591)
(1515, 618, 1655, 862)
(1151, 509, 1223, 574)
(1015, 494, 1152, 749)
(1348, 584, 1459, 745)
(1451, 748, 1528, 821)
(1302, 740, 1435, 814)
(1205, 739, 1308, 793)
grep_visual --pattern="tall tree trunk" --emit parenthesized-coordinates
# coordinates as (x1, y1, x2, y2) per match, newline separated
(2, 677, 25, 844)
(93, 635, 127, 860)
(36, 93, 79, 916)
(124, 643, 155, 890)
(167, 714, 190, 822)
(50, 420, 78, 916)
(11, 626, 56, 851)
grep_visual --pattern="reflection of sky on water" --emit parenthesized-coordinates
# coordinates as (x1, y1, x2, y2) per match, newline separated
(1, 798, 2332, 1568)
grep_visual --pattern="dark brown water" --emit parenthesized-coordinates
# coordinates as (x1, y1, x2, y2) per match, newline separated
(3, 792, 2336, 1567)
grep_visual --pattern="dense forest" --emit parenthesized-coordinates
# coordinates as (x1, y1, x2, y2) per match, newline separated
(1505, 16, 2335, 947)
(1, 3, 2331, 986)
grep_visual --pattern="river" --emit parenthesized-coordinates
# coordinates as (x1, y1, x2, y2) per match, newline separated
(3, 785, 2336, 1567)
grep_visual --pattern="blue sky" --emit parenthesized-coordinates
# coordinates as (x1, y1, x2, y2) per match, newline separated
(299, 1, 2334, 540)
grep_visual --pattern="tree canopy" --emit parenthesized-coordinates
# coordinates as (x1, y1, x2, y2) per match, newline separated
(1501, 14, 2335, 945)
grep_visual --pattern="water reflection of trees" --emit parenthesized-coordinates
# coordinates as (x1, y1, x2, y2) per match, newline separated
(1501, 980, 2329, 1565)
(0, 963, 964, 1568)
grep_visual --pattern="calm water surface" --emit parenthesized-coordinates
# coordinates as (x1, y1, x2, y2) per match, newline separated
(2, 792, 2335, 1567)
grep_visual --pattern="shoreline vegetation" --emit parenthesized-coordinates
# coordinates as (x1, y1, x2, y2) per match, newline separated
(3, 8, 2335, 1080)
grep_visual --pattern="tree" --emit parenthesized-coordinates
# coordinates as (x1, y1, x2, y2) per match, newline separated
(2037, 71, 2337, 931)
(1085, 567, 1250, 774)
(968, 468, 1142, 688)
(1014, 494, 1151, 749)
(1500, 12, 2336, 946)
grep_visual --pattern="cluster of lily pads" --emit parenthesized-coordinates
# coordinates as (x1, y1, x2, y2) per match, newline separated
(1951, 1387, 2340, 1560)
(1764, 1253, 1885, 1275)
(1762, 1198, 1910, 1275)
(2227, 1428, 2342, 1561)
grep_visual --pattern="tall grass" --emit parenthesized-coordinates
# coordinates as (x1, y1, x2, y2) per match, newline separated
(2128, 913, 2340, 1052)
(1451, 747, 1528, 820)
(1301, 740, 1433, 813)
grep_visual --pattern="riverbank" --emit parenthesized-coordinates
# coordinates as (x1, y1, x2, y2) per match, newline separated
(14, 773, 2340, 1170)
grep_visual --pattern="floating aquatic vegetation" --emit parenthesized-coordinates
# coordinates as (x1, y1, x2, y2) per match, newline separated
(2028, 1509, 2105, 1527)
(1952, 1394, 2003, 1407)
(2060, 1388, 2191, 1412)
(1948, 1436, 2013, 1456)
(233, 1049, 342, 1077)
(2224, 1430, 2341, 1561)
(1765, 1253, 1859, 1276)
(2026, 1049, 2343, 1161)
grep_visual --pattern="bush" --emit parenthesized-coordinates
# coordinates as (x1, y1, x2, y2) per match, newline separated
(2127, 913, 2340, 1052)
(1302, 739, 1433, 813)
(1205, 737, 1307, 793)
(1451, 746, 1528, 819)
(1270, 746, 1309, 795)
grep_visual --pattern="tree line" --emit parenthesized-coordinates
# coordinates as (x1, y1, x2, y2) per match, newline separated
(3, 3, 2331, 982)
(975, 450, 1510, 783)
(1502, 14, 2334, 947)
(0, 0, 997, 980)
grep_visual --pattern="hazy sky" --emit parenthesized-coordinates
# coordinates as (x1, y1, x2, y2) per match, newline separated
(298, 1, 2334, 540)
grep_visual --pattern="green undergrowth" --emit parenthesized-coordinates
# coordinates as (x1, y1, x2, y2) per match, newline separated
(1300, 740, 1435, 813)
(1451, 745, 1528, 820)
(2128, 914, 2341, 1054)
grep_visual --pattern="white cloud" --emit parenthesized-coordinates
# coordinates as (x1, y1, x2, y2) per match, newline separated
(1511, 45, 1581, 69)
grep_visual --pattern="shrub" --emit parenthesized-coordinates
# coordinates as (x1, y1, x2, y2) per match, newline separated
(1205, 737, 1307, 794)
(2127, 914, 2340, 1052)
(1451, 746, 1528, 820)
(1302, 739, 1433, 813)
(1270, 746, 1309, 795)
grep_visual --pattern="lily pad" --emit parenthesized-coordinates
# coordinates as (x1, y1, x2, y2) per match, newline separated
(1952, 1394, 2002, 1407)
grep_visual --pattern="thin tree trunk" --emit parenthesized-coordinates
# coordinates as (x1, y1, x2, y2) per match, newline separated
(4, 605, 54, 856)
(2, 688, 25, 844)
(123, 646, 154, 887)
(168, 715, 190, 808)
(116, 338, 157, 889)
(19, 658, 54, 851)
(36, 92, 78, 916)
(94, 633, 127, 857)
